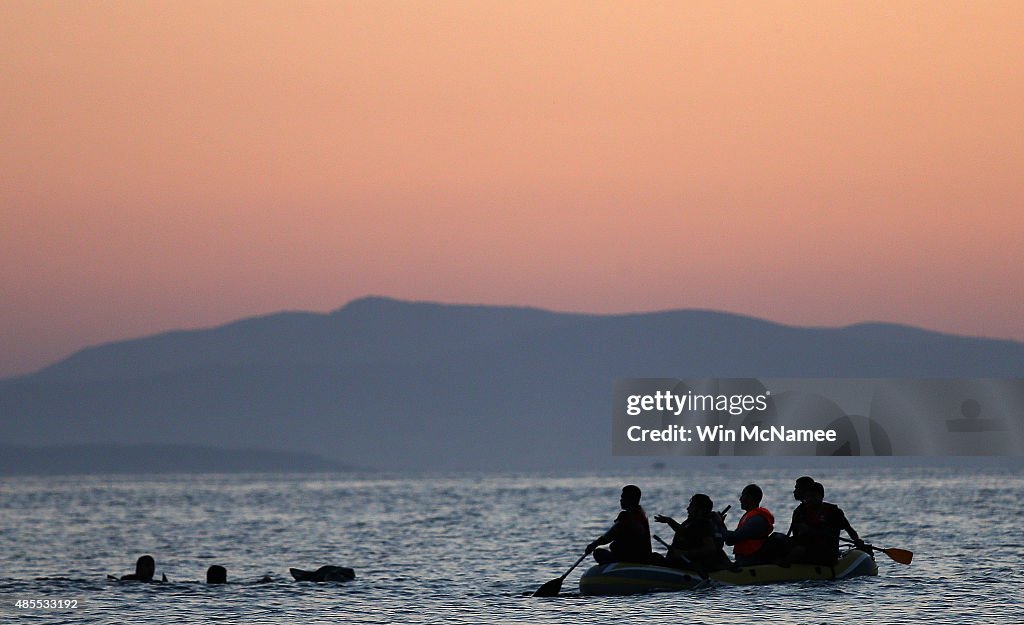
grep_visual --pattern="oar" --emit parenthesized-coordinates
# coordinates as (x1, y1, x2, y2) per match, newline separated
(533, 552, 589, 597)
(841, 536, 913, 565)
(653, 534, 691, 564)
(654, 535, 709, 580)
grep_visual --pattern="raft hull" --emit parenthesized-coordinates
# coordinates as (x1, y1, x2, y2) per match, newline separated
(578, 562, 706, 595)
(579, 549, 878, 596)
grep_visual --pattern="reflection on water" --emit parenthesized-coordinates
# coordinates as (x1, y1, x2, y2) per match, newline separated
(1, 467, 1022, 624)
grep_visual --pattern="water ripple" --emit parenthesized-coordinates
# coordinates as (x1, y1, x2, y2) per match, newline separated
(0, 467, 1021, 624)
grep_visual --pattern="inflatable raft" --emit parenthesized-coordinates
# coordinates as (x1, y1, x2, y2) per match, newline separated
(579, 549, 878, 595)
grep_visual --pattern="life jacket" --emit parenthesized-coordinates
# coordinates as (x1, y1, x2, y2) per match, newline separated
(733, 507, 775, 557)
(800, 502, 841, 531)
(611, 505, 652, 558)
(793, 502, 843, 560)
(628, 505, 652, 548)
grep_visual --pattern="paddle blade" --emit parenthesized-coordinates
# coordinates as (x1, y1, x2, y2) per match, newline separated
(533, 577, 564, 597)
(882, 547, 913, 565)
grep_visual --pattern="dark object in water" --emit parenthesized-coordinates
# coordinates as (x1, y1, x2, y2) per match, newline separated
(290, 565, 356, 582)
(117, 555, 157, 582)
(207, 565, 227, 584)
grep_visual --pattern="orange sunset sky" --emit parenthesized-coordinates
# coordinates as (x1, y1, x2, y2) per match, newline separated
(2, 1, 1022, 377)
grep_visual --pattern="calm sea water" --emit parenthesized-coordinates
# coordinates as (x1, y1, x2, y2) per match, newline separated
(1, 466, 1021, 624)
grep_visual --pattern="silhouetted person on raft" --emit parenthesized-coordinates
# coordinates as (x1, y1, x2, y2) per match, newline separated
(206, 565, 227, 584)
(111, 555, 165, 582)
(584, 484, 652, 564)
(786, 481, 864, 565)
(723, 484, 777, 566)
(786, 476, 816, 536)
(655, 494, 730, 572)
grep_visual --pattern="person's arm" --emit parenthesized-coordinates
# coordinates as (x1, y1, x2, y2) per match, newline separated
(586, 528, 613, 553)
(586, 514, 624, 553)
(723, 515, 770, 545)
(654, 514, 682, 532)
(835, 507, 863, 545)
(787, 505, 803, 537)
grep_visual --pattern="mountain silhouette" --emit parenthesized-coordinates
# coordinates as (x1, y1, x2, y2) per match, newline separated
(3, 297, 1023, 470)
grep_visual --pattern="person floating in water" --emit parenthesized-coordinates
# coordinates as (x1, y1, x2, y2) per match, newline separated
(206, 565, 227, 584)
(654, 493, 731, 572)
(787, 481, 864, 565)
(723, 484, 777, 566)
(290, 565, 356, 582)
(110, 555, 165, 582)
(584, 484, 652, 564)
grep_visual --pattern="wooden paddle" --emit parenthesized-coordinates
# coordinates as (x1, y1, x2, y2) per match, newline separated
(533, 552, 589, 597)
(841, 536, 913, 564)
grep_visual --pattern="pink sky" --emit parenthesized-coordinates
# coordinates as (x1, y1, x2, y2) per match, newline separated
(2, 1, 1022, 377)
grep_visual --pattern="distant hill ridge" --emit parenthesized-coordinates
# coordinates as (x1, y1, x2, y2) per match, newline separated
(17, 297, 1000, 384)
(24, 297, 573, 383)
(3, 297, 1023, 470)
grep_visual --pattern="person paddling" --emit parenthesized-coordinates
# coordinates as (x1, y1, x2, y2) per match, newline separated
(723, 484, 776, 566)
(787, 481, 865, 565)
(584, 485, 652, 564)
